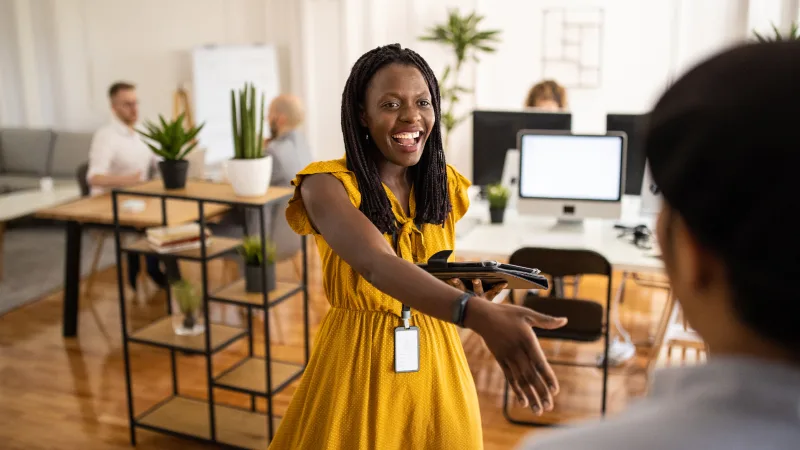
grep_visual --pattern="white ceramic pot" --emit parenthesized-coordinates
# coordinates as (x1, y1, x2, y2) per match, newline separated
(226, 156, 273, 197)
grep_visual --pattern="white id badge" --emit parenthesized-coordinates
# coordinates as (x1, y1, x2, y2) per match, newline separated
(394, 326, 420, 373)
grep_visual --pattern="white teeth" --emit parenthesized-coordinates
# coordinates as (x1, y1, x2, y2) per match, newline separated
(392, 131, 420, 139)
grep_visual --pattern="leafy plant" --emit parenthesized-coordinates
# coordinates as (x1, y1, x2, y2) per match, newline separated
(420, 9, 501, 151)
(238, 235, 277, 266)
(172, 279, 202, 329)
(231, 82, 266, 159)
(137, 113, 205, 160)
(487, 183, 510, 209)
(753, 21, 800, 42)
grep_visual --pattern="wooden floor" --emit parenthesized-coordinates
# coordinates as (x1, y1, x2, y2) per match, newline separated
(0, 245, 679, 449)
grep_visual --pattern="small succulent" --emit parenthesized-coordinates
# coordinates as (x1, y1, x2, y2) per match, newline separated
(238, 236, 277, 267)
(487, 183, 510, 209)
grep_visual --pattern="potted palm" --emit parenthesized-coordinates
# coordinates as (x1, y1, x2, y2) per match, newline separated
(171, 279, 204, 336)
(239, 236, 277, 293)
(227, 82, 273, 197)
(487, 183, 510, 224)
(137, 113, 205, 189)
(419, 9, 501, 152)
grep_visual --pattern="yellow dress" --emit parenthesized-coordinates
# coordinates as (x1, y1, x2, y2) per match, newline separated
(269, 157, 482, 449)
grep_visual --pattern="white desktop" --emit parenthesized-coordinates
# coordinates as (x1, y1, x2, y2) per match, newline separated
(516, 130, 627, 223)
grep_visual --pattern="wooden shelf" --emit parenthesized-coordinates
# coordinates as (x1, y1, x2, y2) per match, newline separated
(122, 180, 294, 206)
(211, 280, 303, 308)
(137, 396, 281, 449)
(215, 358, 304, 396)
(123, 236, 241, 260)
(129, 317, 246, 354)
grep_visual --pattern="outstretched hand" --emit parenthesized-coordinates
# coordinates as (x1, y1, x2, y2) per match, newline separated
(463, 298, 568, 415)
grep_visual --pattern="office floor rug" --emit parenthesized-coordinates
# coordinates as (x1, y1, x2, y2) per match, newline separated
(0, 226, 117, 315)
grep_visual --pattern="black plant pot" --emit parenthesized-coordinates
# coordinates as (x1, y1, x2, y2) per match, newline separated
(158, 160, 189, 190)
(489, 206, 505, 224)
(245, 263, 276, 293)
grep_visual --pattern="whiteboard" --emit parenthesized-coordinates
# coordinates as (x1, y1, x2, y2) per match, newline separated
(191, 45, 280, 165)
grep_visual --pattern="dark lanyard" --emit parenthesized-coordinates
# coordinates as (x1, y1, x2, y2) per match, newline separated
(391, 222, 412, 327)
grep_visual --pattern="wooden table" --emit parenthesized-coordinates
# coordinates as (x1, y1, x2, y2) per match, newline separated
(35, 180, 293, 337)
(0, 186, 81, 280)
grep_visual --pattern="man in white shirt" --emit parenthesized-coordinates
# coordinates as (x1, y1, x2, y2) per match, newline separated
(519, 42, 800, 450)
(87, 82, 178, 291)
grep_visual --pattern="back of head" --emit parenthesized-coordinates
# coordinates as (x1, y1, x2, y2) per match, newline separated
(645, 41, 800, 350)
(525, 80, 567, 109)
(272, 94, 305, 128)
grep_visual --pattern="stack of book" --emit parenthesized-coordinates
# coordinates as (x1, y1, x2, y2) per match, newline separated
(146, 223, 212, 254)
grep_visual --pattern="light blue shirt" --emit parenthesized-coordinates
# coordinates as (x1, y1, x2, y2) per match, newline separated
(267, 129, 312, 187)
(520, 356, 800, 450)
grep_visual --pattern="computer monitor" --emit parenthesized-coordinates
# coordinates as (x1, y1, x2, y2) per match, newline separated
(472, 110, 572, 187)
(606, 113, 648, 195)
(517, 130, 627, 222)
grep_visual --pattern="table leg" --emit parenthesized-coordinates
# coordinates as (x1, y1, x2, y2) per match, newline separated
(63, 221, 82, 337)
(0, 221, 5, 281)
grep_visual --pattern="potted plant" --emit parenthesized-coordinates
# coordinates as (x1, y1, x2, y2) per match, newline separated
(487, 183, 509, 224)
(171, 279, 204, 336)
(239, 236, 277, 293)
(419, 9, 501, 152)
(753, 21, 799, 42)
(137, 113, 205, 189)
(227, 82, 273, 197)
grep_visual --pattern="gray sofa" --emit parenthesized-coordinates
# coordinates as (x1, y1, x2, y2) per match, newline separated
(0, 128, 92, 192)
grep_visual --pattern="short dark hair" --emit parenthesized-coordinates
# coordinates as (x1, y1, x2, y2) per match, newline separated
(108, 81, 135, 98)
(340, 43, 450, 234)
(644, 41, 800, 350)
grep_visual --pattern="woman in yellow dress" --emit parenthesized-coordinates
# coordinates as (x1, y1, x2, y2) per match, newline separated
(270, 44, 567, 450)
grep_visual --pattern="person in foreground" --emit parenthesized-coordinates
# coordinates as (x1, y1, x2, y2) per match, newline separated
(520, 41, 800, 450)
(269, 43, 567, 450)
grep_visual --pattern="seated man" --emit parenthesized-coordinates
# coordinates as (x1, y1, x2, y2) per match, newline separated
(264, 94, 313, 187)
(521, 41, 800, 449)
(87, 81, 179, 291)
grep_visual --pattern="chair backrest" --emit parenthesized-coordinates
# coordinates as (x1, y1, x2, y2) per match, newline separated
(509, 247, 611, 279)
(76, 162, 90, 197)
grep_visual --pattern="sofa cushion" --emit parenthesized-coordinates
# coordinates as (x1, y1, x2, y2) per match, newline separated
(50, 131, 92, 177)
(0, 128, 53, 175)
(0, 174, 42, 191)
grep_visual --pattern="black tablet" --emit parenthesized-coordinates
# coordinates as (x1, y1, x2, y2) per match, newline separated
(417, 250, 549, 291)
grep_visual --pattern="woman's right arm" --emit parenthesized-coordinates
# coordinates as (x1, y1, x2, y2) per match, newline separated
(300, 173, 567, 414)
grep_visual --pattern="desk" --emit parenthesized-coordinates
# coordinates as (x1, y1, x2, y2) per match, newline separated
(36, 180, 292, 337)
(456, 195, 663, 274)
(0, 186, 81, 279)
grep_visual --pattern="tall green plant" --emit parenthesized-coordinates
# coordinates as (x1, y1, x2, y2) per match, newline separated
(230, 82, 266, 159)
(753, 21, 800, 42)
(420, 9, 501, 151)
(136, 113, 205, 160)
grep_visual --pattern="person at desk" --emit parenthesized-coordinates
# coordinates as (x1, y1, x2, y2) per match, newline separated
(87, 81, 179, 292)
(264, 94, 313, 186)
(268, 43, 568, 449)
(524, 80, 568, 112)
(520, 41, 800, 450)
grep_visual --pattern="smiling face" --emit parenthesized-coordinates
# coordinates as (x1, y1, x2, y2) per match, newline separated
(360, 63, 435, 167)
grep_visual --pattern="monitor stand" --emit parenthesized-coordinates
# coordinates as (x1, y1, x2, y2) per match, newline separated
(550, 218, 585, 231)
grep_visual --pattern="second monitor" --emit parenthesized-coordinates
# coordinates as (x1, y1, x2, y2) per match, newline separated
(472, 110, 572, 187)
(517, 130, 627, 221)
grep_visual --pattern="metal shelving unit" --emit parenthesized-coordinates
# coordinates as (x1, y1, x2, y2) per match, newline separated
(111, 180, 309, 449)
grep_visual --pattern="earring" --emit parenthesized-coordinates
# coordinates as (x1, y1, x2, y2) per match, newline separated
(365, 134, 370, 141)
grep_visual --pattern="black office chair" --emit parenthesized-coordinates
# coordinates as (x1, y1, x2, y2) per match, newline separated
(503, 247, 612, 426)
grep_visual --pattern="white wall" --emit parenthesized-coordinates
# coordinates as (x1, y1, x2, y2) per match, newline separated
(2, 0, 798, 174)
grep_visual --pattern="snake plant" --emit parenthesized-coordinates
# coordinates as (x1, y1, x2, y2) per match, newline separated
(231, 82, 266, 159)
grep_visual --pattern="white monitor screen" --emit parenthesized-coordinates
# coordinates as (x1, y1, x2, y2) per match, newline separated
(519, 133, 624, 201)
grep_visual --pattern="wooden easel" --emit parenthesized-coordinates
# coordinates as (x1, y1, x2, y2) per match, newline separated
(172, 83, 195, 130)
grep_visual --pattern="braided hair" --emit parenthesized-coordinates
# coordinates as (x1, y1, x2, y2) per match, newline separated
(341, 43, 451, 235)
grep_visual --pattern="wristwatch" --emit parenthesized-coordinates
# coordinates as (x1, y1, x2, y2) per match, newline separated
(451, 292, 473, 328)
